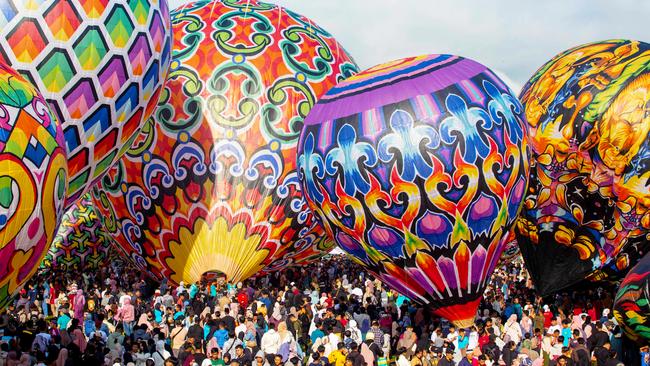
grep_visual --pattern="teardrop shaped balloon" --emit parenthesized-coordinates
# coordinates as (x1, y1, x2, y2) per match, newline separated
(0, 61, 67, 308)
(298, 55, 530, 327)
(613, 252, 650, 343)
(91, 0, 357, 284)
(517, 39, 650, 295)
(0, 0, 173, 206)
(43, 193, 114, 271)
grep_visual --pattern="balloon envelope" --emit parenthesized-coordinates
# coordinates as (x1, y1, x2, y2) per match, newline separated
(298, 55, 530, 327)
(614, 252, 650, 343)
(517, 39, 650, 295)
(0, 0, 173, 205)
(43, 193, 114, 271)
(0, 61, 67, 308)
(92, 0, 357, 285)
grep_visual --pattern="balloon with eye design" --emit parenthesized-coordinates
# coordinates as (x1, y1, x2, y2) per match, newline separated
(516, 39, 650, 295)
(298, 54, 530, 327)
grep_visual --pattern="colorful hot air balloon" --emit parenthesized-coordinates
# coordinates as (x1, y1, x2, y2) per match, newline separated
(613, 252, 650, 343)
(43, 193, 114, 271)
(259, 234, 336, 275)
(498, 227, 521, 264)
(0, 61, 67, 308)
(0, 0, 173, 205)
(517, 39, 650, 295)
(298, 55, 530, 327)
(91, 0, 357, 285)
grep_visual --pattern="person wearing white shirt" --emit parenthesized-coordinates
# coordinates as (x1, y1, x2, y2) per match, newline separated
(261, 323, 281, 356)
(235, 317, 247, 338)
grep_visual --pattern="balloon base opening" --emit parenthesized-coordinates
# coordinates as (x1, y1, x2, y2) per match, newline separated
(201, 270, 227, 285)
(431, 297, 481, 328)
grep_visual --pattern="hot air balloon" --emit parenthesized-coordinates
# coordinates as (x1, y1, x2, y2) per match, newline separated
(259, 234, 336, 275)
(613, 252, 650, 343)
(517, 39, 650, 295)
(43, 193, 114, 271)
(298, 55, 530, 327)
(0, 61, 67, 308)
(498, 227, 521, 264)
(0, 0, 173, 205)
(91, 0, 357, 285)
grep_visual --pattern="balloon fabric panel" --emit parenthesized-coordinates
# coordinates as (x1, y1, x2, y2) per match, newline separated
(517, 39, 650, 295)
(0, 61, 67, 309)
(0, 0, 173, 206)
(43, 193, 114, 271)
(614, 252, 650, 343)
(92, 0, 357, 285)
(298, 55, 530, 327)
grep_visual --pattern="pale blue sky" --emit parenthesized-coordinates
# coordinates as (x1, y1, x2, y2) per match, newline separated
(169, 0, 650, 92)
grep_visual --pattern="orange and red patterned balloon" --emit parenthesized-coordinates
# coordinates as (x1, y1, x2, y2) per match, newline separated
(92, 0, 357, 284)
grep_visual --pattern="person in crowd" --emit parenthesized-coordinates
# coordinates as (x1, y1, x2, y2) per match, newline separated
(0, 254, 634, 366)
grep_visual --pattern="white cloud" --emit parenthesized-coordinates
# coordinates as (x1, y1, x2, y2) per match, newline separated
(168, 0, 650, 86)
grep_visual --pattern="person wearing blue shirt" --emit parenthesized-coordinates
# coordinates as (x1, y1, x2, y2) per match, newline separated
(57, 308, 71, 330)
(561, 320, 572, 347)
(189, 283, 198, 299)
(214, 322, 229, 349)
(310, 322, 325, 345)
(457, 328, 469, 355)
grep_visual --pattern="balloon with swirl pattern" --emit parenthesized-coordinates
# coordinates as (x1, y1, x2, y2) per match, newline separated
(516, 39, 650, 295)
(91, 0, 358, 284)
(298, 54, 530, 327)
(0, 61, 67, 309)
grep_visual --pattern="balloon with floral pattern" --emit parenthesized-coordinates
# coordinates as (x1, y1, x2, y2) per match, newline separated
(298, 54, 530, 327)
(0, 61, 67, 308)
(91, 0, 357, 285)
(517, 39, 650, 295)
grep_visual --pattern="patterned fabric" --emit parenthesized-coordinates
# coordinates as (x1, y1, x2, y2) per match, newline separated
(298, 54, 529, 326)
(43, 193, 114, 271)
(0, 61, 67, 309)
(517, 39, 650, 295)
(91, 0, 358, 284)
(614, 252, 650, 343)
(0, 0, 173, 206)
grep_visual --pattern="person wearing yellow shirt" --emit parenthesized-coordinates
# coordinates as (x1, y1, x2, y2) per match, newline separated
(328, 342, 348, 366)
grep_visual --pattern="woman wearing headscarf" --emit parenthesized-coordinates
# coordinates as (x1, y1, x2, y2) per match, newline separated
(503, 314, 522, 345)
(396, 325, 417, 358)
(68, 318, 87, 353)
(73, 289, 85, 321)
(55, 348, 69, 366)
(347, 320, 362, 345)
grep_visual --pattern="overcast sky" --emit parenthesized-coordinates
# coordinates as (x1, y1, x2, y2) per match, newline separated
(169, 0, 649, 92)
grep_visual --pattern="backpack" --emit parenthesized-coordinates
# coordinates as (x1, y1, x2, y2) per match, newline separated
(278, 342, 291, 361)
(360, 318, 370, 333)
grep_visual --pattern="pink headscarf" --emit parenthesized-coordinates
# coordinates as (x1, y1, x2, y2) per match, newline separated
(74, 289, 85, 320)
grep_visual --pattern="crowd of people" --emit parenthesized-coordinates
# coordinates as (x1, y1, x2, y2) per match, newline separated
(0, 255, 642, 366)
